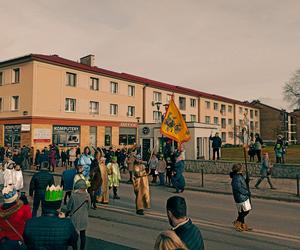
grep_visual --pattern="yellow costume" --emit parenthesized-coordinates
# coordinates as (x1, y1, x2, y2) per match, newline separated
(98, 159, 109, 204)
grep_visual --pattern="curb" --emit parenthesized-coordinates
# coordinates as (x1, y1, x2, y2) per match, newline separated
(23, 170, 300, 203)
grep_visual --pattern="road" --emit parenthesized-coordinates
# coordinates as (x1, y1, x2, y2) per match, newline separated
(21, 173, 300, 250)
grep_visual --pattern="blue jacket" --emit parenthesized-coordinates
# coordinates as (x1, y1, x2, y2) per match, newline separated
(230, 172, 250, 203)
(61, 168, 77, 191)
(209, 136, 222, 149)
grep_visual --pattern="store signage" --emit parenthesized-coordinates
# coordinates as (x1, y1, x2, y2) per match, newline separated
(120, 122, 137, 128)
(33, 128, 51, 143)
(21, 124, 31, 132)
(53, 125, 80, 147)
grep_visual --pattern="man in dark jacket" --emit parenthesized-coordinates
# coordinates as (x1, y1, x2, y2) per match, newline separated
(209, 132, 222, 160)
(171, 151, 185, 193)
(166, 196, 204, 250)
(29, 162, 54, 216)
(24, 184, 78, 249)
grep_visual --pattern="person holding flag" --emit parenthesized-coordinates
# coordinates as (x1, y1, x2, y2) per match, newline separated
(160, 96, 191, 193)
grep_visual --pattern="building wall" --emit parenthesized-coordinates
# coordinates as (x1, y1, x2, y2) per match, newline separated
(144, 86, 199, 123)
(0, 62, 34, 117)
(32, 61, 143, 122)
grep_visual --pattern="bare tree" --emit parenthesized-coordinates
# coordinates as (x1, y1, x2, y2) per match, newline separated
(283, 69, 300, 109)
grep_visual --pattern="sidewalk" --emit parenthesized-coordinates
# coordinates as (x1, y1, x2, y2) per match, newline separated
(23, 166, 300, 203)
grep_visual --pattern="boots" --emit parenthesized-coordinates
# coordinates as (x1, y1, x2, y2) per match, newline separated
(232, 220, 243, 232)
(113, 187, 120, 199)
(241, 223, 252, 231)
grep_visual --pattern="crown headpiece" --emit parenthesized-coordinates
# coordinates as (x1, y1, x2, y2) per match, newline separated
(45, 185, 63, 202)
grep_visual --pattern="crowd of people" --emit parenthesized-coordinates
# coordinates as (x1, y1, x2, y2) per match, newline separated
(0, 143, 204, 250)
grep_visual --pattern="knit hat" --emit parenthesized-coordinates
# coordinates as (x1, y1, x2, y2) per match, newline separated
(2, 186, 18, 203)
(74, 179, 87, 190)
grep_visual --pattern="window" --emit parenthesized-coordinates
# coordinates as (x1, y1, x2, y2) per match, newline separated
(111, 82, 118, 94)
(119, 128, 137, 145)
(182, 114, 186, 121)
(255, 121, 258, 129)
(213, 103, 218, 111)
(90, 77, 99, 91)
(205, 101, 210, 109)
(153, 91, 162, 102)
(110, 104, 118, 115)
(0, 72, 3, 86)
(228, 132, 233, 139)
(11, 96, 19, 111)
(128, 85, 135, 96)
(250, 110, 254, 119)
(205, 116, 210, 124)
(255, 110, 258, 117)
(153, 111, 162, 122)
(66, 72, 76, 87)
(190, 98, 196, 107)
(105, 127, 112, 146)
(190, 115, 196, 122)
(239, 107, 243, 114)
(127, 106, 135, 117)
(179, 97, 186, 110)
(0, 97, 2, 111)
(12, 68, 20, 83)
(250, 121, 254, 130)
(221, 132, 226, 142)
(220, 104, 226, 114)
(228, 119, 233, 125)
(245, 108, 248, 115)
(166, 94, 172, 103)
(213, 117, 219, 125)
(65, 98, 76, 112)
(221, 118, 226, 129)
(89, 101, 99, 114)
(228, 105, 233, 113)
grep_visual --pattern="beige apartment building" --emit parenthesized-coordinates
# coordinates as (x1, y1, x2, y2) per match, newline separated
(0, 54, 260, 159)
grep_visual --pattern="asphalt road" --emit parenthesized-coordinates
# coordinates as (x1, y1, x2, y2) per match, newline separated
(21, 174, 300, 250)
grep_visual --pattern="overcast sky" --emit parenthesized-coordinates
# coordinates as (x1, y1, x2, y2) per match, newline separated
(1, 0, 300, 110)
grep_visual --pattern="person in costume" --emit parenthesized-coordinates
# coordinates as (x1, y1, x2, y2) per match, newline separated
(97, 149, 109, 204)
(24, 184, 78, 249)
(79, 146, 93, 179)
(230, 163, 252, 232)
(29, 162, 54, 217)
(13, 164, 23, 192)
(171, 150, 186, 193)
(66, 179, 90, 250)
(107, 156, 121, 199)
(3, 152, 16, 188)
(132, 155, 150, 215)
(88, 150, 102, 209)
(0, 186, 31, 248)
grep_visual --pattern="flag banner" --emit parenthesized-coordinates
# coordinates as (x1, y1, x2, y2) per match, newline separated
(160, 98, 191, 144)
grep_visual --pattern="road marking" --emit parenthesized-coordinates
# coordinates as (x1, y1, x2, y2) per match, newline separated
(96, 204, 300, 244)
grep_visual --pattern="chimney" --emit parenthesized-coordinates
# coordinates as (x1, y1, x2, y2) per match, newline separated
(80, 54, 95, 67)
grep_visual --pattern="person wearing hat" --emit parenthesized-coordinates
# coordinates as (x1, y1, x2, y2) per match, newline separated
(66, 179, 90, 250)
(29, 161, 55, 217)
(107, 156, 121, 199)
(24, 184, 78, 249)
(132, 154, 150, 215)
(0, 186, 32, 247)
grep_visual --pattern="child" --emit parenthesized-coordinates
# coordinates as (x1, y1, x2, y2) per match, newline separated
(13, 164, 23, 192)
(255, 153, 276, 189)
(107, 156, 121, 199)
(66, 179, 90, 250)
(157, 155, 167, 186)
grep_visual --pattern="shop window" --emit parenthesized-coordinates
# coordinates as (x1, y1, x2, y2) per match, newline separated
(110, 82, 118, 94)
(66, 72, 76, 87)
(12, 68, 20, 83)
(105, 127, 112, 146)
(52, 125, 80, 147)
(128, 85, 135, 96)
(119, 127, 137, 145)
(90, 77, 99, 91)
(4, 124, 21, 148)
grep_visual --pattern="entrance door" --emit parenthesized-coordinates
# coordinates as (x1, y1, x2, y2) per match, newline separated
(142, 139, 151, 161)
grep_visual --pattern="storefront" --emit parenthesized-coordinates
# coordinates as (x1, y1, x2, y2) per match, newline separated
(4, 124, 21, 148)
(119, 127, 137, 145)
(52, 125, 80, 147)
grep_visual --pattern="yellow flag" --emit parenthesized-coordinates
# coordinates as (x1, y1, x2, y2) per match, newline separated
(160, 98, 191, 144)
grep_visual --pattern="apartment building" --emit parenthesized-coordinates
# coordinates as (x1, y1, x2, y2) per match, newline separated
(0, 54, 260, 159)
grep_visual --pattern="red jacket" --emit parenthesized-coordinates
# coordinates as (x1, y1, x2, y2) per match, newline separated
(0, 201, 32, 240)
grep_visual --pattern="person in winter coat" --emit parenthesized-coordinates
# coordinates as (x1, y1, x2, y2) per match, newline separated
(61, 166, 77, 205)
(61, 150, 68, 168)
(107, 156, 121, 199)
(254, 133, 263, 162)
(88, 150, 102, 209)
(230, 163, 252, 232)
(29, 162, 55, 217)
(49, 146, 57, 172)
(209, 132, 222, 160)
(255, 153, 275, 189)
(157, 155, 167, 186)
(171, 151, 186, 193)
(3, 153, 16, 188)
(66, 179, 90, 250)
(0, 186, 32, 248)
(79, 147, 93, 179)
(13, 164, 23, 192)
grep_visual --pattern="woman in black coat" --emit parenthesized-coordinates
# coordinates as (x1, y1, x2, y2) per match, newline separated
(88, 150, 102, 209)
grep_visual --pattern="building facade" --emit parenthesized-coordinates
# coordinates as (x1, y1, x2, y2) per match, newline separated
(0, 54, 260, 159)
